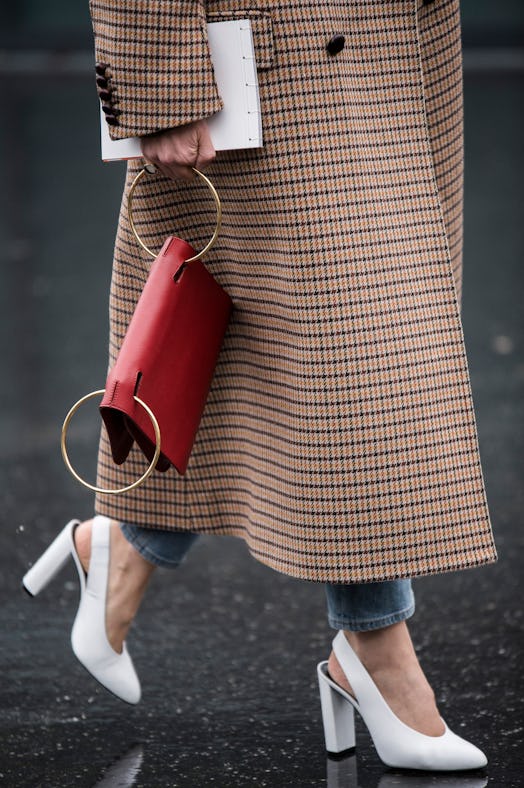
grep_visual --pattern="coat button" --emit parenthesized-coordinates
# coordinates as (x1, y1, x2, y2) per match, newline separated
(326, 34, 345, 56)
(95, 61, 109, 76)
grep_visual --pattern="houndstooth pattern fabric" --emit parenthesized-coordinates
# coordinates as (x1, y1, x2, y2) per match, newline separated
(89, 0, 224, 136)
(90, 0, 497, 583)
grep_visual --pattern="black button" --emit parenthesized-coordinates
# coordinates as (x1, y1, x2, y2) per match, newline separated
(95, 61, 109, 76)
(327, 34, 345, 56)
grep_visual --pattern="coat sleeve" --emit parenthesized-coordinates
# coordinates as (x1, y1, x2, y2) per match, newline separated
(89, 0, 224, 140)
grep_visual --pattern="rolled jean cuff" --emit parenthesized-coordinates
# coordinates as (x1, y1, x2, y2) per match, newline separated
(119, 522, 198, 569)
(325, 579, 415, 632)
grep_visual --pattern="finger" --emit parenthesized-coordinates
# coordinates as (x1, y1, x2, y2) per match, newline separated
(159, 162, 195, 181)
(140, 136, 159, 164)
(140, 147, 195, 182)
(140, 131, 198, 181)
(195, 143, 216, 172)
(163, 162, 196, 182)
(194, 126, 216, 172)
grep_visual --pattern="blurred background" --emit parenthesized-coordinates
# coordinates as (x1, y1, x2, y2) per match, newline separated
(0, 2, 523, 786)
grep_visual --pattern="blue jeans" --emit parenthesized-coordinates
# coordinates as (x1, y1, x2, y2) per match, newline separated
(120, 523, 415, 632)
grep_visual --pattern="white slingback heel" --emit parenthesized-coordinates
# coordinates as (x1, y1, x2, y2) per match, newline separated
(318, 630, 487, 771)
(22, 515, 141, 705)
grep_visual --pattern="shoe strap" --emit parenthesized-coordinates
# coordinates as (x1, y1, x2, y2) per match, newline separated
(86, 515, 112, 595)
(332, 630, 386, 709)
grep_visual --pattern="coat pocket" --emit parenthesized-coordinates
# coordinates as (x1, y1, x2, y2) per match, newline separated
(205, 9, 274, 70)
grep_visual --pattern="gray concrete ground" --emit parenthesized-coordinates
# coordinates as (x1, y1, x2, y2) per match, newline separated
(0, 70, 523, 787)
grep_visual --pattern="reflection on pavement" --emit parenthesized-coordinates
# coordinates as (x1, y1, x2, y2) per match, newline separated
(377, 771, 488, 788)
(326, 753, 488, 788)
(94, 744, 143, 787)
(327, 753, 358, 786)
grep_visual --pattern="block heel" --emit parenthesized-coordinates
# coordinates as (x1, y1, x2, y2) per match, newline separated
(317, 660, 356, 754)
(22, 519, 79, 596)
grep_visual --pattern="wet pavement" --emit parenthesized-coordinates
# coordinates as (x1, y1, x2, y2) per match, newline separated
(1, 69, 523, 787)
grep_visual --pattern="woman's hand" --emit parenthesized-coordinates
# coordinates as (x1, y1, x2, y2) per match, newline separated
(140, 119, 216, 182)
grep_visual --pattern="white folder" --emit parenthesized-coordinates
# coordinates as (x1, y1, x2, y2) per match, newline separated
(100, 19, 263, 161)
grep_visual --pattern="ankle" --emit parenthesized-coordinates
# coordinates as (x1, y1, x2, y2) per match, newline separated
(110, 523, 156, 578)
(344, 623, 416, 673)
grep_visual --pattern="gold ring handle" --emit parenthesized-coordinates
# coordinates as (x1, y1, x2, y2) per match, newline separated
(127, 165, 222, 261)
(61, 389, 162, 495)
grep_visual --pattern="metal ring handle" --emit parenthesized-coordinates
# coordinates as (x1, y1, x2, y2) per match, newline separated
(127, 165, 222, 261)
(61, 389, 162, 495)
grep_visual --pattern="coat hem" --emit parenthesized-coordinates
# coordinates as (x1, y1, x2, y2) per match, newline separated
(244, 542, 499, 584)
(94, 501, 497, 584)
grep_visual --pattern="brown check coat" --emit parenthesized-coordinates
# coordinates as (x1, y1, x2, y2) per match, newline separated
(89, 0, 497, 582)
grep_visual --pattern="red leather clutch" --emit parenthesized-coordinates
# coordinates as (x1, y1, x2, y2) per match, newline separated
(100, 234, 232, 475)
(61, 166, 232, 493)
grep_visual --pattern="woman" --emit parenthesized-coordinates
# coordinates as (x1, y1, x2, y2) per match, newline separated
(23, 0, 497, 771)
